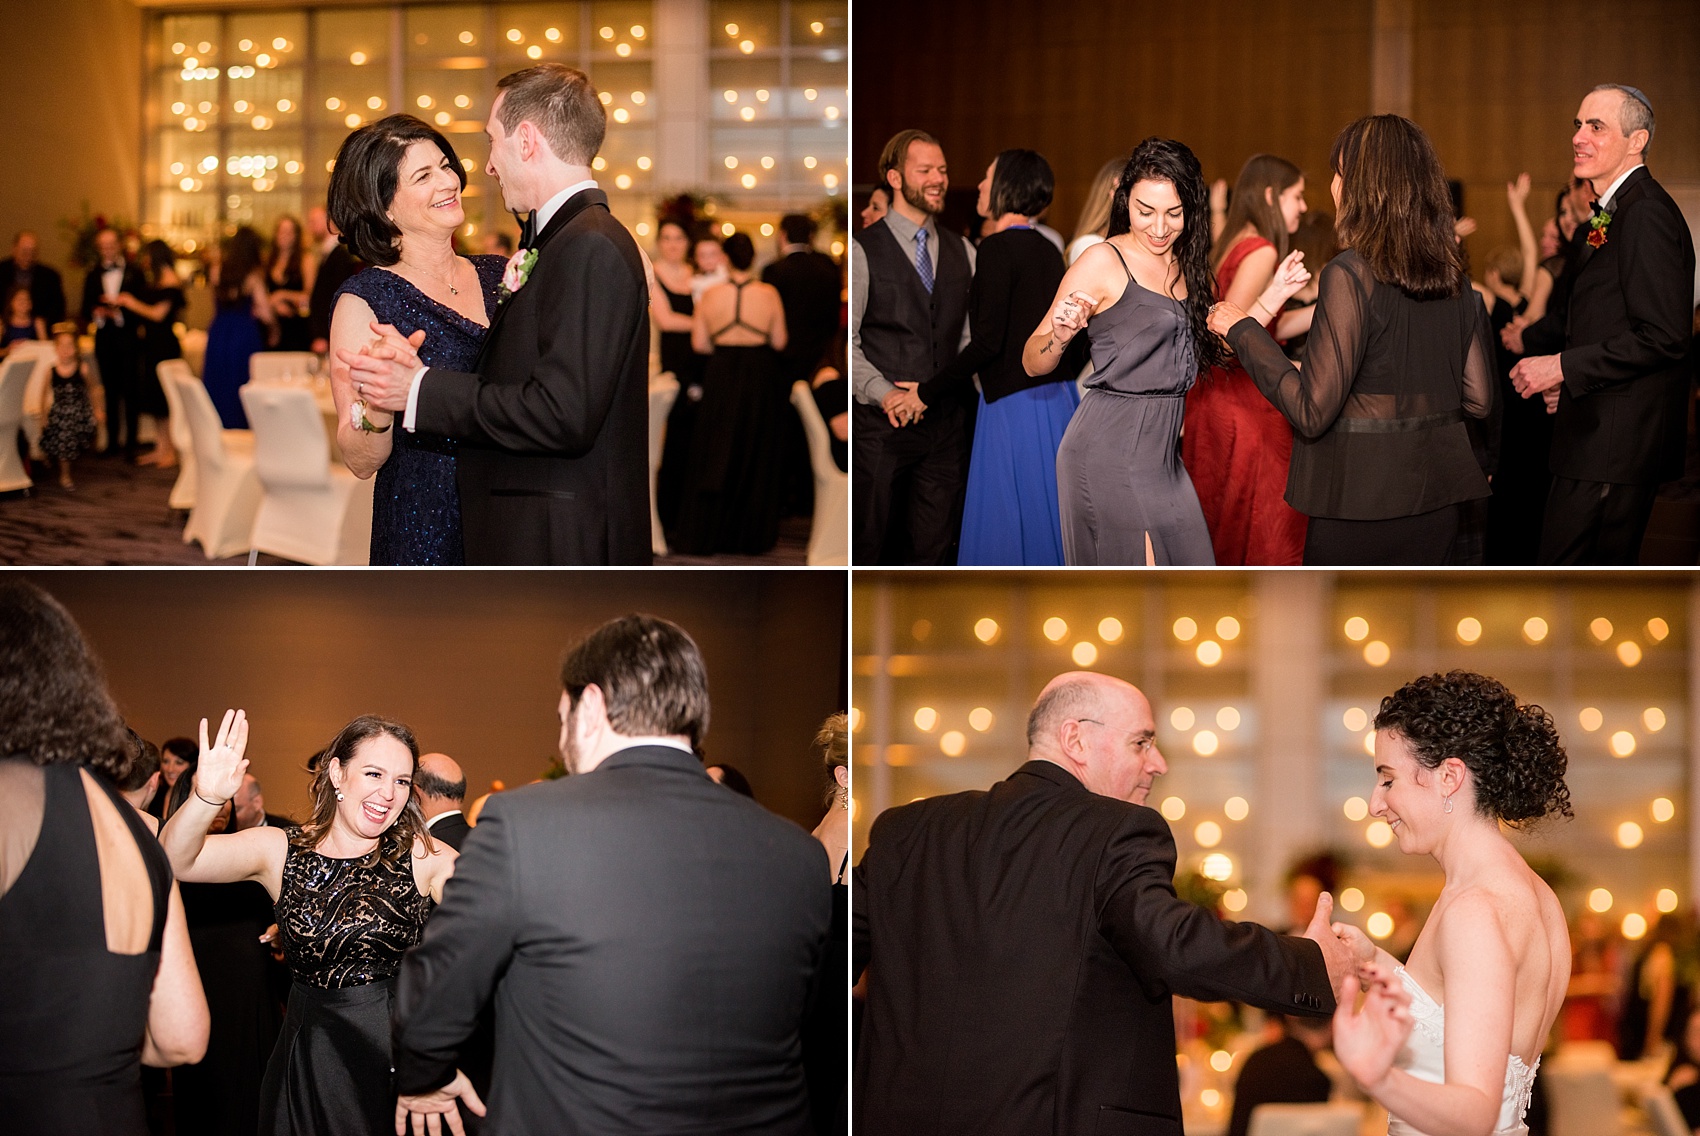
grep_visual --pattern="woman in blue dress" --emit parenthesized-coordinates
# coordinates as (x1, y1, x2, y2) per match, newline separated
(889, 149, 1082, 564)
(326, 115, 507, 565)
(201, 227, 275, 429)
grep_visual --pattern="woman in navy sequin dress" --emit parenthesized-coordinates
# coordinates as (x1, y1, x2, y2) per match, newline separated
(325, 115, 507, 565)
(160, 712, 460, 1136)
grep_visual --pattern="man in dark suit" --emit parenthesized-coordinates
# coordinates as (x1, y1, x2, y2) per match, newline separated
(854, 671, 1352, 1136)
(79, 227, 148, 457)
(416, 751, 471, 851)
(1225, 1016, 1336, 1136)
(765, 214, 842, 388)
(852, 129, 975, 564)
(0, 230, 67, 326)
(232, 774, 293, 831)
(305, 206, 360, 357)
(1511, 84, 1697, 564)
(346, 63, 651, 564)
(393, 614, 833, 1135)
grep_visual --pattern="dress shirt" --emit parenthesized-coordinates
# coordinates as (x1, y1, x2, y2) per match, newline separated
(1597, 163, 1645, 212)
(425, 809, 464, 829)
(100, 263, 125, 327)
(401, 178, 599, 430)
(850, 209, 975, 405)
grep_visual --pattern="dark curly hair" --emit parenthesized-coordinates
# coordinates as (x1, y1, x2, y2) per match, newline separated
(1374, 671, 1571, 826)
(1106, 137, 1226, 372)
(0, 579, 130, 782)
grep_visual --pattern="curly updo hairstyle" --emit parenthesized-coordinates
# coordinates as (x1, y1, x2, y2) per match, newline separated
(1373, 671, 1571, 826)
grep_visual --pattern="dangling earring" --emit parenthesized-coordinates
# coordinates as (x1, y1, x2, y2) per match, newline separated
(1443, 795, 1454, 814)
(336, 790, 345, 801)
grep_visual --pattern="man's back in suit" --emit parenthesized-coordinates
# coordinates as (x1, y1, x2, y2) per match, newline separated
(854, 760, 1332, 1136)
(764, 248, 842, 378)
(426, 811, 471, 852)
(395, 745, 832, 1135)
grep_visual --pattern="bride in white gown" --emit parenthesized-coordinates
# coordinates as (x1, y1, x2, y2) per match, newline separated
(1330, 671, 1573, 1136)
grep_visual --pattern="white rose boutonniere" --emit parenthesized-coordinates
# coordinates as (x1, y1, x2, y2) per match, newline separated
(501, 248, 539, 301)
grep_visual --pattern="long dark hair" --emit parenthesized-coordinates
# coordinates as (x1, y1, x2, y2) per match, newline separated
(289, 715, 432, 866)
(1212, 154, 1303, 270)
(1107, 138, 1224, 371)
(216, 227, 265, 305)
(267, 215, 304, 284)
(0, 579, 130, 782)
(1330, 115, 1466, 300)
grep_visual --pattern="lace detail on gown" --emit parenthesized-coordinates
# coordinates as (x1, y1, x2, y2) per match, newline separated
(273, 831, 433, 989)
(1387, 965, 1540, 1136)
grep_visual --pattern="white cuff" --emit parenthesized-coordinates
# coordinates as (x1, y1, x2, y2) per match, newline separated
(402, 365, 429, 432)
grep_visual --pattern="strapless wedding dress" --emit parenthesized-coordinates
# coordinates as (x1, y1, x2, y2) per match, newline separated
(1386, 966, 1540, 1136)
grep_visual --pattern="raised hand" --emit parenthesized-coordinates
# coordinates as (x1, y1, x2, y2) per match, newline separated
(1506, 173, 1531, 209)
(1048, 290, 1096, 347)
(1257, 250, 1310, 314)
(195, 709, 250, 805)
(395, 1069, 486, 1136)
(1333, 962, 1413, 1092)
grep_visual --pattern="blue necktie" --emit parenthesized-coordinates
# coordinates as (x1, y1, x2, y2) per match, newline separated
(914, 228, 933, 293)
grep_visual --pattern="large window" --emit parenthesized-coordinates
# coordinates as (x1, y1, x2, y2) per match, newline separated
(143, 1, 847, 253)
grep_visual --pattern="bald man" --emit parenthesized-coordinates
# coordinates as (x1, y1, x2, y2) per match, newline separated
(416, 752, 471, 851)
(853, 672, 1354, 1136)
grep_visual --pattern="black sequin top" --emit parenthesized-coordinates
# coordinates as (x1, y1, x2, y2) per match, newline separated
(334, 255, 507, 566)
(274, 829, 433, 989)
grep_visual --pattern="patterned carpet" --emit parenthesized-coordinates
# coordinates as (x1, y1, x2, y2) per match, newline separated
(0, 454, 811, 566)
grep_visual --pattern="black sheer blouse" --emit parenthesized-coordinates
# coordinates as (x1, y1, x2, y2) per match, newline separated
(1226, 249, 1494, 521)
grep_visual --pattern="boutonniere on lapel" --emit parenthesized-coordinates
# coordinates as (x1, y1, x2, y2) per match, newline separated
(1586, 208, 1612, 249)
(500, 248, 539, 301)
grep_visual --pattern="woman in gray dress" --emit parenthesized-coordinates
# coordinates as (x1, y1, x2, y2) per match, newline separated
(1023, 137, 1306, 565)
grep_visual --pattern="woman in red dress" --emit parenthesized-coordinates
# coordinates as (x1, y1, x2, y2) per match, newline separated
(1182, 154, 1315, 564)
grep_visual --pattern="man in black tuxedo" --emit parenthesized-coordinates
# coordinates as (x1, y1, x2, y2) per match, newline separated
(1511, 84, 1697, 564)
(852, 129, 975, 564)
(0, 230, 66, 326)
(765, 214, 842, 388)
(346, 63, 651, 565)
(415, 751, 471, 852)
(393, 614, 832, 1135)
(305, 206, 360, 357)
(854, 671, 1351, 1136)
(79, 228, 147, 457)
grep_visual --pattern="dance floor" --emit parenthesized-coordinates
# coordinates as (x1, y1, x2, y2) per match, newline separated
(0, 458, 812, 566)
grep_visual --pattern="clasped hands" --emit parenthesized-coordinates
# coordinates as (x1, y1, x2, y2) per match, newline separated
(882, 382, 925, 428)
(1206, 251, 1310, 339)
(336, 322, 430, 415)
(1300, 892, 1414, 1090)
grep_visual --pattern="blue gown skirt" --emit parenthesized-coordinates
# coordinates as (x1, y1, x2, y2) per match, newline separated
(202, 308, 264, 429)
(958, 380, 1081, 565)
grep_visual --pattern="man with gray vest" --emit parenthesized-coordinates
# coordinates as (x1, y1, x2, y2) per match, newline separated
(851, 129, 975, 564)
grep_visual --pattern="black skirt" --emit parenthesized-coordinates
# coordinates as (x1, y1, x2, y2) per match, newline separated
(260, 980, 396, 1136)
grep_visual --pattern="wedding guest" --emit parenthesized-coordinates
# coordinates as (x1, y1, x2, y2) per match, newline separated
(766, 213, 843, 389)
(852, 129, 975, 564)
(2, 287, 46, 349)
(652, 217, 706, 529)
(893, 148, 1081, 564)
(1510, 84, 1696, 564)
(672, 230, 791, 555)
(1066, 155, 1125, 266)
(1208, 114, 1494, 565)
(114, 729, 163, 833)
(0, 579, 209, 1136)
(416, 752, 471, 851)
(232, 774, 292, 831)
(0, 230, 67, 325)
(305, 207, 360, 357)
(806, 712, 850, 1136)
(112, 240, 184, 469)
(160, 710, 459, 1136)
(39, 320, 101, 489)
(854, 671, 1349, 1134)
(80, 227, 147, 456)
(200, 226, 275, 429)
(859, 183, 892, 229)
(1183, 153, 1315, 566)
(1226, 1015, 1335, 1136)
(1619, 911, 1696, 1061)
(1026, 137, 1226, 565)
(392, 614, 832, 1134)
(265, 214, 315, 352)
(705, 760, 757, 799)
(691, 231, 729, 299)
(1562, 911, 1621, 1043)
(327, 113, 508, 566)
(147, 735, 195, 821)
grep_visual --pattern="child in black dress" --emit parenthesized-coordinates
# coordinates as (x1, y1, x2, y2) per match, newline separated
(38, 321, 100, 489)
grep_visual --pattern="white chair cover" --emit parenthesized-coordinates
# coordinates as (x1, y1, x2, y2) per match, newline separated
(171, 369, 261, 560)
(11, 340, 57, 458)
(1641, 1083, 1690, 1136)
(238, 383, 372, 565)
(1247, 1102, 1363, 1136)
(156, 359, 198, 510)
(249, 351, 320, 385)
(0, 356, 36, 493)
(648, 372, 678, 557)
(1544, 1062, 1621, 1136)
(789, 380, 848, 566)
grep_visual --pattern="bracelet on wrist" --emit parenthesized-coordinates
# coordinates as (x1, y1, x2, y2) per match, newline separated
(194, 788, 228, 809)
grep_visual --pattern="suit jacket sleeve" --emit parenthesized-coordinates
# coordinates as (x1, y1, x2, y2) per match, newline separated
(416, 232, 646, 455)
(916, 237, 1012, 406)
(1560, 194, 1694, 398)
(393, 799, 523, 1095)
(1096, 807, 1334, 1014)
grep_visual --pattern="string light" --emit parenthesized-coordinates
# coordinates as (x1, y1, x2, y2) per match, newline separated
(1071, 642, 1097, 667)
(1363, 641, 1391, 666)
(1171, 707, 1195, 731)
(939, 731, 966, 757)
(1344, 797, 1369, 821)
(1098, 617, 1123, 643)
(1340, 888, 1365, 911)
(969, 708, 994, 732)
(1216, 616, 1241, 640)
(1456, 617, 1482, 644)
(1343, 707, 1368, 731)
(1523, 617, 1549, 642)
(1216, 707, 1241, 730)
(1194, 822, 1222, 849)
(1196, 641, 1223, 666)
(1588, 888, 1613, 912)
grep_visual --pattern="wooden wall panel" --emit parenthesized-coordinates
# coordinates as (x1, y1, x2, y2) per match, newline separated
(23, 571, 846, 832)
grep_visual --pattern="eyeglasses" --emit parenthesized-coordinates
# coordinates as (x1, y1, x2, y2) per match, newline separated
(1077, 718, 1158, 754)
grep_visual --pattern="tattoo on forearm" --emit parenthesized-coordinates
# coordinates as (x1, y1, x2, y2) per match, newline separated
(1040, 335, 1055, 355)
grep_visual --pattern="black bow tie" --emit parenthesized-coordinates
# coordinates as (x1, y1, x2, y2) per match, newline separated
(518, 211, 537, 248)
(1590, 199, 1604, 217)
